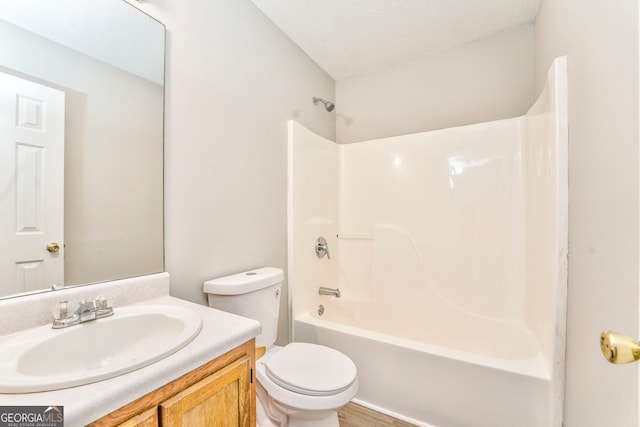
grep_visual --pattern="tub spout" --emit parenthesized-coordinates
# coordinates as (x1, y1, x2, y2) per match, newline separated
(319, 287, 341, 298)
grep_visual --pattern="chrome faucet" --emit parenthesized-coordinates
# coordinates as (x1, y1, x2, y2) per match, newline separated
(318, 287, 341, 298)
(52, 296, 113, 329)
(315, 237, 331, 260)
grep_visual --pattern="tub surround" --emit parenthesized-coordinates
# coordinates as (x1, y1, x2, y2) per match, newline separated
(0, 273, 261, 426)
(288, 57, 567, 426)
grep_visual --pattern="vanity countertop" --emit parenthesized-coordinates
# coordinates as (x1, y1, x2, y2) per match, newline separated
(0, 294, 261, 426)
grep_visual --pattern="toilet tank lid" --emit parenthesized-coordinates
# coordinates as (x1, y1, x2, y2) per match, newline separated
(203, 267, 284, 295)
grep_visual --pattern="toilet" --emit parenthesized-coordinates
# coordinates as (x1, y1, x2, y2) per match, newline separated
(204, 267, 358, 427)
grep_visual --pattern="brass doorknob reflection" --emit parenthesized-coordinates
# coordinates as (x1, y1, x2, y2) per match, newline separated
(46, 242, 60, 253)
(600, 330, 640, 364)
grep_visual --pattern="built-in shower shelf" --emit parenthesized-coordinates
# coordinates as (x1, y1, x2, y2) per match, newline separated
(337, 234, 373, 240)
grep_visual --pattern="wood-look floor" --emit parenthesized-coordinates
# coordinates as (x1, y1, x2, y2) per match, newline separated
(338, 402, 417, 427)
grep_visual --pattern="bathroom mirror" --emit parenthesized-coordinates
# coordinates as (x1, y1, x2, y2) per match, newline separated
(0, 0, 165, 299)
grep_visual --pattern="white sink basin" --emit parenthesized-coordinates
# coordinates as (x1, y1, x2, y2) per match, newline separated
(0, 304, 202, 393)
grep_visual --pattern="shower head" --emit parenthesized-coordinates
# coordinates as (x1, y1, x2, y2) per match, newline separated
(313, 97, 335, 112)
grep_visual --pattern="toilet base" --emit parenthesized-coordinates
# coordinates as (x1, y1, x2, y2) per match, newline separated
(256, 385, 340, 427)
(256, 394, 278, 427)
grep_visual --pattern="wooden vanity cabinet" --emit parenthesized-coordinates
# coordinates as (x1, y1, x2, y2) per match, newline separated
(117, 407, 158, 427)
(160, 356, 251, 426)
(88, 340, 255, 427)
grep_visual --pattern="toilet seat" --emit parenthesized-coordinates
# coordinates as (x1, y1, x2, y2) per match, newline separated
(264, 342, 357, 396)
(256, 344, 359, 412)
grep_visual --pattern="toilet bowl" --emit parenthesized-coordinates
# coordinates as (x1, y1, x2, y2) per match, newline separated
(255, 344, 358, 427)
(204, 267, 358, 427)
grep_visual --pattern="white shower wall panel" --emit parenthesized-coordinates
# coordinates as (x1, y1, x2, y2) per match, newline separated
(523, 58, 568, 389)
(287, 121, 339, 326)
(338, 120, 526, 322)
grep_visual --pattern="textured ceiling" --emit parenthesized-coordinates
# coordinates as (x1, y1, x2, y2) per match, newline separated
(0, 0, 164, 84)
(250, 0, 540, 80)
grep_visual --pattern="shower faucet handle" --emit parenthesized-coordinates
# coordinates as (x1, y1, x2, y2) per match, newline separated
(315, 236, 331, 260)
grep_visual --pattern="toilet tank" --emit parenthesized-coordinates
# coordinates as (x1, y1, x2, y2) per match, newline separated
(203, 267, 284, 347)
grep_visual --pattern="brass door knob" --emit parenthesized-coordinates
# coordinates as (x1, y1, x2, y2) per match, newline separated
(600, 330, 640, 364)
(46, 242, 61, 253)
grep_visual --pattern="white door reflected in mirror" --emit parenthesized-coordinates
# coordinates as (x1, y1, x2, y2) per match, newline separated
(0, 71, 65, 295)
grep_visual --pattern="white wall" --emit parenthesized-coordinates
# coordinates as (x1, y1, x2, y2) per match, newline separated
(129, 0, 335, 345)
(534, 1, 639, 426)
(336, 25, 535, 144)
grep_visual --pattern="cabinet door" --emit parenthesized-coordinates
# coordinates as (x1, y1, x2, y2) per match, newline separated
(117, 407, 158, 427)
(160, 356, 251, 427)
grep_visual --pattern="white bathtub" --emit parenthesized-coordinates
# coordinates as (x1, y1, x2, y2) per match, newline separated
(294, 307, 552, 427)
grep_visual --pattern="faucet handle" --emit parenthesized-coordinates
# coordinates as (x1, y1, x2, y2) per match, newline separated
(95, 295, 109, 310)
(52, 301, 69, 320)
(93, 295, 114, 318)
(315, 236, 331, 260)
